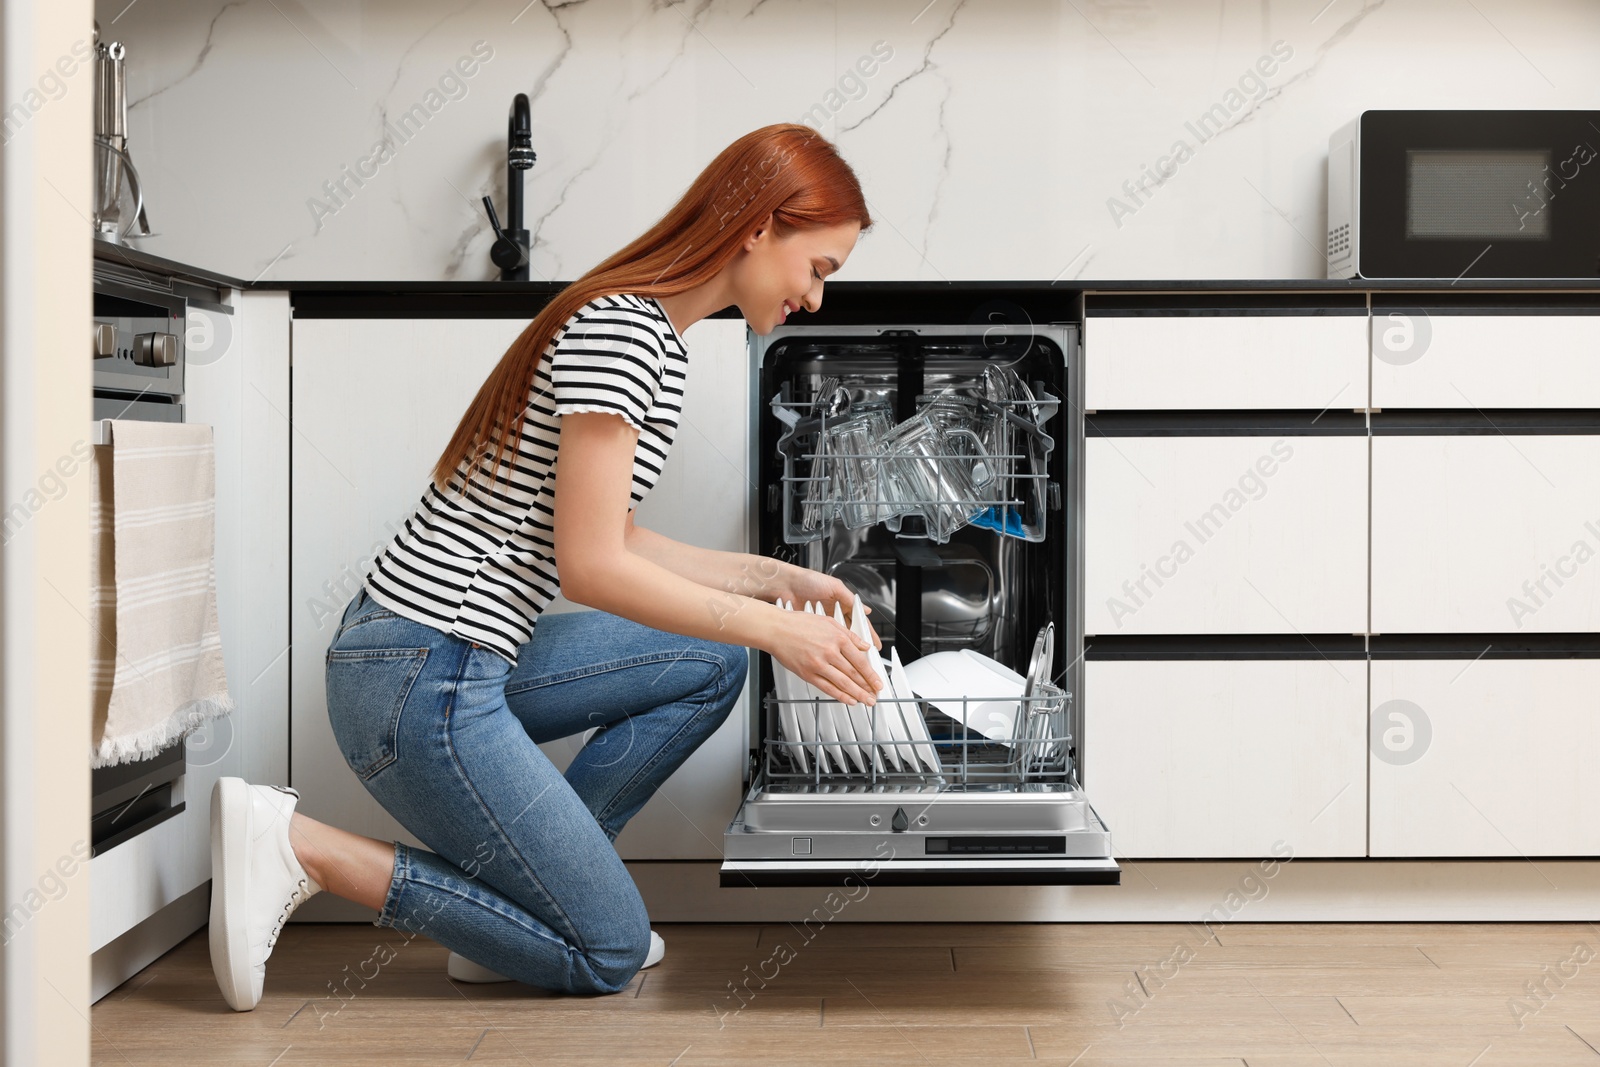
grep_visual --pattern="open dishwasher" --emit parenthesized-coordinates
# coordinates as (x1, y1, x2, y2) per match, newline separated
(720, 319, 1119, 887)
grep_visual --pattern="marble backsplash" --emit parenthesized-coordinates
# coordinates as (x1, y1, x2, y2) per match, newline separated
(91, 0, 1600, 283)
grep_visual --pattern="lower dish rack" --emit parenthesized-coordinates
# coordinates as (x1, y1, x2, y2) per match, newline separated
(762, 683, 1075, 788)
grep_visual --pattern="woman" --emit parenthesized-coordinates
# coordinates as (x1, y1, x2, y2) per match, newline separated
(208, 123, 886, 1011)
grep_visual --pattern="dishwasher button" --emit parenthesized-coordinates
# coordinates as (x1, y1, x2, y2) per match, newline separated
(791, 837, 812, 856)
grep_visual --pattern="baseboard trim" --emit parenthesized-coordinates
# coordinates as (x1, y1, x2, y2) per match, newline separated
(90, 882, 209, 1003)
(631, 859, 1600, 922)
(282, 859, 1600, 928)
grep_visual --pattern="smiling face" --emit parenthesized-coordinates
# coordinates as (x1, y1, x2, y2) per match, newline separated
(725, 217, 861, 334)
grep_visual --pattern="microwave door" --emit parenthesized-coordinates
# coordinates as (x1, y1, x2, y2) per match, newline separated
(719, 321, 1120, 889)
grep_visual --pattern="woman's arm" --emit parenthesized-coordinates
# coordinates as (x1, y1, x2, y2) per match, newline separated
(622, 520, 782, 598)
(623, 521, 881, 648)
(553, 412, 883, 705)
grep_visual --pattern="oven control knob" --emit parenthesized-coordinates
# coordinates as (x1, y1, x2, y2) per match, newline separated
(891, 806, 909, 833)
(93, 322, 116, 359)
(134, 331, 178, 367)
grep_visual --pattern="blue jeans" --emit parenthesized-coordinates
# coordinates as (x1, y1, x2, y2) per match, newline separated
(323, 587, 746, 994)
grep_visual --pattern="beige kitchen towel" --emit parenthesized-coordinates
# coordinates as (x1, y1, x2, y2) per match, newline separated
(90, 420, 233, 768)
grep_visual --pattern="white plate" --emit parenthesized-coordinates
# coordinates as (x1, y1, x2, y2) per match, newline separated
(902, 650, 1023, 744)
(804, 603, 849, 772)
(848, 595, 893, 772)
(772, 601, 809, 773)
(867, 652, 915, 773)
(788, 602, 829, 772)
(862, 654, 905, 772)
(890, 646, 943, 774)
(829, 601, 869, 773)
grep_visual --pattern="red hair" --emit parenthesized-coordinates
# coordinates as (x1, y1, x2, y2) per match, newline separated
(430, 123, 872, 494)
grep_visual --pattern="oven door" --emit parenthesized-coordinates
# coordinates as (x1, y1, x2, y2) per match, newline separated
(1357, 109, 1600, 279)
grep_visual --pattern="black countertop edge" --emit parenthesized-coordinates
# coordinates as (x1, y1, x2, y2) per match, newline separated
(89, 238, 1600, 302)
(90, 239, 252, 292)
(269, 277, 1600, 292)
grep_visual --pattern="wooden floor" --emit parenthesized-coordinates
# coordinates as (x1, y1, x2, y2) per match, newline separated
(91, 921, 1600, 1065)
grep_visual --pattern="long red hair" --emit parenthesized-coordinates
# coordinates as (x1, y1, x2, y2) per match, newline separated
(430, 123, 872, 494)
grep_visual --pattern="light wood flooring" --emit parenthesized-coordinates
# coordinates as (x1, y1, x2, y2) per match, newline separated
(91, 920, 1600, 1065)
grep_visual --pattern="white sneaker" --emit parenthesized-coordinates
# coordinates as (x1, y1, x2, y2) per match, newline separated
(208, 778, 323, 1011)
(447, 930, 665, 983)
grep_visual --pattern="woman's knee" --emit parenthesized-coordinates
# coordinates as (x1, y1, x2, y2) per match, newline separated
(569, 914, 651, 994)
(694, 637, 748, 696)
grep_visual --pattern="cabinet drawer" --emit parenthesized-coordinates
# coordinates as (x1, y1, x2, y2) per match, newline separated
(1373, 312, 1600, 409)
(1085, 312, 1369, 411)
(1085, 435, 1367, 635)
(1369, 659, 1600, 857)
(1085, 659, 1367, 858)
(1372, 434, 1600, 633)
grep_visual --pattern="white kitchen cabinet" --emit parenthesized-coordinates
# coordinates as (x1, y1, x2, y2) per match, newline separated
(1084, 311, 1369, 411)
(1372, 434, 1600, 634)
(289, 316, 751, 883)
(1369, 659, 1600, 857)
(1084, 659, 1367, 858)
(1372, 312, 1600, 409)
(1084, 435, 1367, 636)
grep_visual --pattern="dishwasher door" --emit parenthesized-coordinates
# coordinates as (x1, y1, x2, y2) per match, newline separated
(722, 777, 1119, 887)
(719, 321, 1120, 888)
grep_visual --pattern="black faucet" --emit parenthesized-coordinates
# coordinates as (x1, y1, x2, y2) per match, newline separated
(483, 93, 535, 281)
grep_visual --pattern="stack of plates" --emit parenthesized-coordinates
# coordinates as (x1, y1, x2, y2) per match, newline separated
(772, 596, 940, 775)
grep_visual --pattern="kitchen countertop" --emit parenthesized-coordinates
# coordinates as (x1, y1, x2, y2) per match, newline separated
(92, 238, 252, 292)
(93, 238, 1600, 323)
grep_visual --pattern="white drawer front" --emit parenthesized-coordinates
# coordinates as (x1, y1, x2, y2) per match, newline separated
(1369, 659, 1600, 857)
(1085, 313, 1369, 411)
(1372, 434, 1600, 633)
(1373, 313, 1600, 409)
(1085, 435, 1368, 635)
(1085, 659, 1367, 858)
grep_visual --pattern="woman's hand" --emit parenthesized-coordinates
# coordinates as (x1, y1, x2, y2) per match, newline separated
(766, 604, 885, 707)
(771, 561, 883, 651)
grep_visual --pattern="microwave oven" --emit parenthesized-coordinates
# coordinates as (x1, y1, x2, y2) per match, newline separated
(1327, 110, 1600, 280)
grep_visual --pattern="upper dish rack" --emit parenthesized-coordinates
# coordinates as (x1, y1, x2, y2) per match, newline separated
(771, 368, 1062, 545)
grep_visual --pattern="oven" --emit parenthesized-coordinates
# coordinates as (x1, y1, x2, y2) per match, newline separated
(1328, 109, 1600, 280)
(88, 266, 189, 854)
(720, 319, 1119, 887)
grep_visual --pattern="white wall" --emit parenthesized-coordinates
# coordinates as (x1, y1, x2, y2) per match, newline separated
(96, 0, 1600, 284)
(2, 0, 94, 1063)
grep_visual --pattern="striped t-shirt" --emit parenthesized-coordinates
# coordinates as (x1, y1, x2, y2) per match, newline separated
(363, 293, 689, 665)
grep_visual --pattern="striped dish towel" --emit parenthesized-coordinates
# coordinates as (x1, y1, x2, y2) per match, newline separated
(90, 420, 233, 768)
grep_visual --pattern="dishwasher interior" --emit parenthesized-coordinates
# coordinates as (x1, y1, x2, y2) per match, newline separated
(721, 322, 1119, 887)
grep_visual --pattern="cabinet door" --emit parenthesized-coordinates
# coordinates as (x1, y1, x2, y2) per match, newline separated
(1369, 659, 1600, 857)
(1085, 435, 1367, 635)
(1084, 659, 1367, 857)
(1372, 434, 1600, 633)
(541, 318, 753, 862)
(1085, 311, 1369, 411)
(1372, 312, 1600, 409)
(290, 319, 520, 853)
(290, 318, 751, 861)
